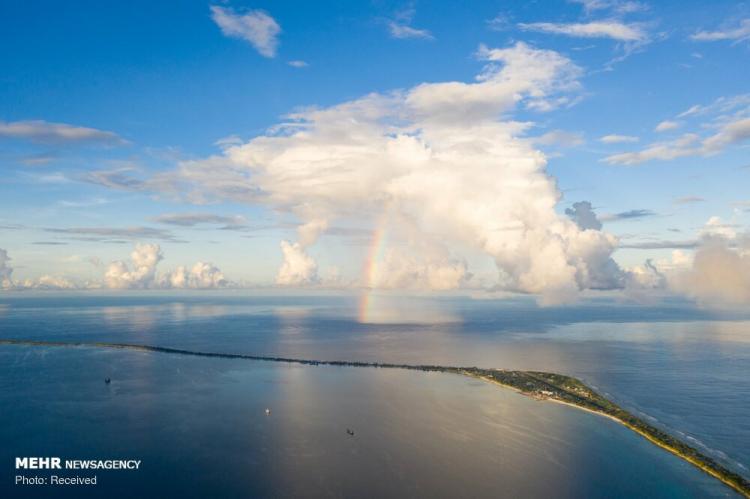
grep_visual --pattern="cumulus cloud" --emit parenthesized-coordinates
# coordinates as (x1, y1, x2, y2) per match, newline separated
(159, 262, 227, 289)
(104, 243, 163, 289)
(276, 241, 318, 285)
(210, 6, 281, 58)
(130, 42, 627, 303)
(691, 19, 750, 42)
(25, 275, 77, 290)
(0, 248, 81, 290)
(104, 243, 229, 289)
(600, 134, 639, 143)
(670, 240, 750, 306)
(0, 120, 125, 145)
(1, 246, 228, 291)
(518, 21, 647, 42)
(623, 217, 750, 306)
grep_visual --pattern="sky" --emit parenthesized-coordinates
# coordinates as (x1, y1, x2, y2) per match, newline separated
(1, 0, 749, 306)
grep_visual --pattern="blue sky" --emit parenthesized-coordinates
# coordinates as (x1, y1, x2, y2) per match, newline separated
(1, 0, 749, 304)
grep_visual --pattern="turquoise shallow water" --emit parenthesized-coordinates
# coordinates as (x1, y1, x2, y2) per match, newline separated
(0, 294, 748, 497)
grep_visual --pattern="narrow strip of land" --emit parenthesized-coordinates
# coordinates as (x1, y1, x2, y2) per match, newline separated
(2, 338, 748, 498)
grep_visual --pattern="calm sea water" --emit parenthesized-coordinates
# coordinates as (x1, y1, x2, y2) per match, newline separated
(1, 293, 748, 498)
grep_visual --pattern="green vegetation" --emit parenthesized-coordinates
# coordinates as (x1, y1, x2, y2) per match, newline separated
(1, 338, 748, 497)
(462, 368, 750, 498)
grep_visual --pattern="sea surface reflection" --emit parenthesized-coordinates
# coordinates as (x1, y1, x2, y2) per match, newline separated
(0, 293, 748, 497)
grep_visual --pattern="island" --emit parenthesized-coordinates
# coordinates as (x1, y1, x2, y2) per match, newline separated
(2, 338, 749, 498)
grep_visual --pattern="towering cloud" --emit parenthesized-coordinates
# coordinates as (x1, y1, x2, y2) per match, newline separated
(104, 243, 163, 289)
(164, 42, 623, 303)
(276, 241, 318, 285)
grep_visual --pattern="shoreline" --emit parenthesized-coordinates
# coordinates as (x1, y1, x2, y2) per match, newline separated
(2, 338, 749, 498)
(466, 372, 749, 497)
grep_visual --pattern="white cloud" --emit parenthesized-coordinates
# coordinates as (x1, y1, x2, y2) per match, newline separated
(287, 60, 309, 68)
(691, 18, 750, 42)
(569, 0, 647, 15)
(26, 275, 77, 290)
(518, 21, 647, 42)
(149, 42, 624, 303)
(600, 134, 639, 143)
(604, 133, 700, 165)
(2, 246, 228, 291)
(372, 245, 468, 290)
(210, 6, 281, 58)
(535, 130, 585, 147)
(0, 120, 124, 145)
(486, 13, 510, 31)
(276, 241, 318, 285)
(386, 7, 433, 40)
(159, 262, 227, 289)
(105, 243, 229, 289)
(700, 216, 737, 240)
(388, 22, 433, 40)
(105, 243, 163, 289)
(605, 116, 750, 165)
(655, 120, 680, 132)
(670, 240, 750, 306)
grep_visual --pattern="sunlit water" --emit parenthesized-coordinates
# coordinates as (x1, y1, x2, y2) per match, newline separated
(1, 293, 748, 498)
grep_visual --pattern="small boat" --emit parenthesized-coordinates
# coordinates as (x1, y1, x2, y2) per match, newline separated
(346, 428, 354, 436)
(104, 378, 111, 384)
(265, 408, 271, 415)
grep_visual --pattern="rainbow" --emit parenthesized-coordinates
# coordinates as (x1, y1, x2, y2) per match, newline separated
(358, 220, 388, 323)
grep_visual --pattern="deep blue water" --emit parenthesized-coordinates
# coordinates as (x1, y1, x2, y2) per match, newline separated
(1, 293, 748, 498)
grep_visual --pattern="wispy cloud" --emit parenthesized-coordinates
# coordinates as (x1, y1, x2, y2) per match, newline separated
(691, 18, 750, 43)
(210, 5, 281, 57)
(605, 95, 750, 165)
(386, 8, 433, 40)
(674, 196, 705, 205)
(44, 226, 179, 242)
(600, 134, 639, 143)
(619, 239, 699, 250)
(152, 213, 247, 229)
(0, 120, 125, 145)
(518, 21, 647, 42)
(655, 120, 680, 132)
(534, 130, 585, 147)
(601, 209, 657, 221)
(486, 13, 510, 31)
(569, 0, 647, 15)
(287, 60, 308, 68)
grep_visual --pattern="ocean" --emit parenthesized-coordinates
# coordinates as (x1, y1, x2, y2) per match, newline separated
(1, 293, 748, 498)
